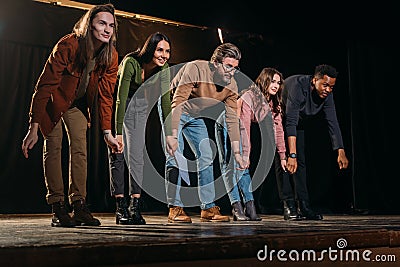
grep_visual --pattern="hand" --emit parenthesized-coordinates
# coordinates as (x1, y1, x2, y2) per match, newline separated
(166, 135, 178, 156)
(104, 133, 123, 153)
(22, 123, 39, 159)
(241, 155, 250, 169)
(286, 157, 297, 174)
(337, 148, 349, 170)
(115, 134, 124, 153)
(234, 153, 247, 170)
(280, 158, 287, 172)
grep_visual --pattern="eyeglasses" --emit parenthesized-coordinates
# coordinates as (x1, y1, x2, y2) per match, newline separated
(220, 63, 240, 74)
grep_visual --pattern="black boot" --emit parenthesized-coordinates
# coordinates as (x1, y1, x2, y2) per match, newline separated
(51, 201, 76, 227)
(129, 197, 146, 225)
(244, 200, 262, 221)
(115, 197, 133, 225)
(283, 199, 302, 221)
(297, 200, 323, 220)
(72, 199, 101, 226)
(232, 201, 249, 221)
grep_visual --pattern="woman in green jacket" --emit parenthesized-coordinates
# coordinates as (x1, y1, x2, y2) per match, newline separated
(110, 32, 172, 225)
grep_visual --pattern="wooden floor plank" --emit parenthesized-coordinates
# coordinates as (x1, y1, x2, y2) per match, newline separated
(1, 213, 400, 266)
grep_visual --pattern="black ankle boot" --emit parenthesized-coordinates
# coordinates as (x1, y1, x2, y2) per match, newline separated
(129, 197, 146, 225)
(51, 201, 76, 227)
(244, 200, 262, 221)
(297, 200, 323, 220)
(232, 201, 249, 221)
(72, 199, 101, 226)
(283, 199, 302, 221)
(115, 197, 133, 225)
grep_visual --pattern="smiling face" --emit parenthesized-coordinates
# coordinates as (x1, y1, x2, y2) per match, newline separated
(91, 11, 115, 50)
(151, 40, 170, 67)
(313, 75, 336, 98)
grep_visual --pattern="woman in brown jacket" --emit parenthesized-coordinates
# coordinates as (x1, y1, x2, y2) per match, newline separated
(21, 4, 121, 227)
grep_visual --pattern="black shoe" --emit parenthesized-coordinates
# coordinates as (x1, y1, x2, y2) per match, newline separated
(244, 200, 262, 221)
(283, 199, 303, 221)
(128, 197, 146, 225)
(51, 201, 76, 227)
(297, 200, 323, 220)
(232, 201, 249, 221)
(72, 199, 101, 226)
(115, 197, 134, 225)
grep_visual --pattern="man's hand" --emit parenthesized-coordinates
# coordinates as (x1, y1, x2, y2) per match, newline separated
(166, 135, 178, 156)
(22, 123, 39, 159)
(337, 148, 349, 170)
(286, 157, 297, 174)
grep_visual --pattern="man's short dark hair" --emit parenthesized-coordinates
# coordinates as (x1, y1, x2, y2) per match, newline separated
(314, 64, 338, 79)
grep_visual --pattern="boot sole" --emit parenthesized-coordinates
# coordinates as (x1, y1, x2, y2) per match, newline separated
(200, 218, 230, 222)
(75, 221, 101, 226)
(233, 216, 250, 221)
(167, 219, 192, 223)
(51, 222, 76, 227)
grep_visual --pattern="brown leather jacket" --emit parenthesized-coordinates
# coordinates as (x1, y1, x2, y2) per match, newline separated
(28, 33, 118, 137)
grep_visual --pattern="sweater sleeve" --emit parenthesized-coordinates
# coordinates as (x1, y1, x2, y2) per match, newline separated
(284, 81, 303, 137)
(170, 63, 198, 131)
(273, 110, 287, 159)
(224, 89, 240, 142)
(160, 63, 172, 136)
(323, 94, 344, 150)
(115, 57, 138, 134)
(239, 93, 253, 158)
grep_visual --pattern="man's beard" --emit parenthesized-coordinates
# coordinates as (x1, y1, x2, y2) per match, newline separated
(214, 72, 232, 86)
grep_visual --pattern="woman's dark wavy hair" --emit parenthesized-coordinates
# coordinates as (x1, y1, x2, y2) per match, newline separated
(241, 67, 284, 117)
(73, 3, 118, 72)
(122, 32, 171, 65)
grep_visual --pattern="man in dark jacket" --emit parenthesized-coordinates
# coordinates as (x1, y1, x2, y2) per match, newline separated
(281, 64, 349, 220)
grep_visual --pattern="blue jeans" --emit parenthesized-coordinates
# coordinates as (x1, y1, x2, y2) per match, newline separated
(158, 98, 183, 207)
(165, 113, 216, 210)
(216, 113, 254, 204)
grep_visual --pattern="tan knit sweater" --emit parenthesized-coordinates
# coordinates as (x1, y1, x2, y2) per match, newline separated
(170, 60, 240, 141)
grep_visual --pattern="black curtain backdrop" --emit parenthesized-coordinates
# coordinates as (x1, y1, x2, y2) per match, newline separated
(0, 0, 395, 215)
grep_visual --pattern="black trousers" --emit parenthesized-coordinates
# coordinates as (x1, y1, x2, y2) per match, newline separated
(108, 151, 142, 196)
(275, 129, 309, 201)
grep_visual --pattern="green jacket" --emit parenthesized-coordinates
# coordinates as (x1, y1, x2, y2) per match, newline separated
(115, 56, 172, 135)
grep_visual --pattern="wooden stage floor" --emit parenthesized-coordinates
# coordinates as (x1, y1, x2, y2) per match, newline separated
(1, 212, 400, 266)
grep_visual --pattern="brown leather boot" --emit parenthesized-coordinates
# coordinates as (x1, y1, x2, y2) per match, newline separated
(72, 199, 101, 226)
(168, 206, 192, 223)
(200, 206, 230, 222)
(51, 201, 76, 227)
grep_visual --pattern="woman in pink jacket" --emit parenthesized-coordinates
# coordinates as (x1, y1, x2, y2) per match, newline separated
(247, 68, 302, 220)
(217, 67, 292, 221)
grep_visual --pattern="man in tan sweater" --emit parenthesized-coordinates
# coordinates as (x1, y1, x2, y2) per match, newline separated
(164, 43, 245, 223)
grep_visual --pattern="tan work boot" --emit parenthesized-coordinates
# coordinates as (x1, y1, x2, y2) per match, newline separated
(168, 206, 192, 223)
(200, 206, 230, 222)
